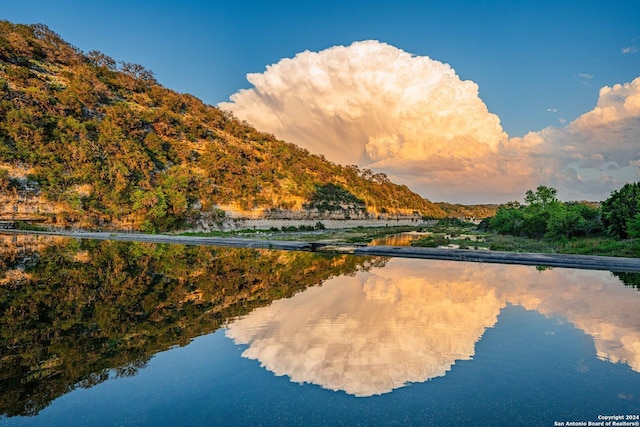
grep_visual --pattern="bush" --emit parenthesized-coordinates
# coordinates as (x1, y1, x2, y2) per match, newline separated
(486, 186, 602, 240)
(488, 207, 524, 235)
(411, 235, 449, 248)
(601, 182, 640, 238)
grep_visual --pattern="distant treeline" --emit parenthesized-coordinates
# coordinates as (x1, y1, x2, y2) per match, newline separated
(482, 183, 640, 241)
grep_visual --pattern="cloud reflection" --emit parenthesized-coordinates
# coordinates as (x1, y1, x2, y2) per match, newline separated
(226, 259, 640, 397)
(226, 268, 503, 396)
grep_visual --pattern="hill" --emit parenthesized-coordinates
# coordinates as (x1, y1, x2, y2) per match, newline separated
(0, 21, 491, 231)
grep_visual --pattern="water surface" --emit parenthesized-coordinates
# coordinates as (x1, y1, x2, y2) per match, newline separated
(0, 234, 639, 426)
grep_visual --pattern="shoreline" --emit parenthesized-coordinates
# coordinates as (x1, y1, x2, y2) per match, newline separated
(4, 229, 640, 273)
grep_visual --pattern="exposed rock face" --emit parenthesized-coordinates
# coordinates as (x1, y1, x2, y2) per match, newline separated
(188, 205, 426, 231)
(0, 193, 53, 219)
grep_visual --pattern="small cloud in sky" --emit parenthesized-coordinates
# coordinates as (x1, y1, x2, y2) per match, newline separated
(622, 46, 638, 54)
(221, 41, 640, 203)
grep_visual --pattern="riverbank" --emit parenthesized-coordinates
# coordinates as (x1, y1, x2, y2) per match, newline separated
(5, 229, 640, 273)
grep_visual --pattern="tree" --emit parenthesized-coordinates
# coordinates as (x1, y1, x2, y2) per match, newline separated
(601, 182, 640, 239)
(488, 207, 524, 235)
(524, 185, 558, 209)
(87, 50, 116, 70)
(626, 214, 640, 238)
(487, 185, 602, 239)
(546, 204, 585, 239)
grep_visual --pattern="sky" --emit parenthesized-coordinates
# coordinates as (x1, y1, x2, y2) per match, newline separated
(2, 1, 640, 203)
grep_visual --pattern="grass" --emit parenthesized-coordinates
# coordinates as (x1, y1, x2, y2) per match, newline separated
(479, 234, 640, 257)
(178, 221, 640, 258)
(556, 236, 640, 257)
(179, 229, 265, 238)
(410, 235, 450, 248)
(13, 221, 50, 232)
(411, 230, 640, 258)
(342, 225, 426, 243)
(178, 225, 428, 244)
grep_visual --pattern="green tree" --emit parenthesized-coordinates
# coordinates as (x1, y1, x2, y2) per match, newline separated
(488, 206, 524, 235)
(601, 182, 640, 239)
(626, 214, 640, 238)
(487, 186, 601, 239)
(524, 185, 558, 209)
(546, 204, 585, 238)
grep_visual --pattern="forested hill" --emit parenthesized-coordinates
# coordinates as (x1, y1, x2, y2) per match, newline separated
(0, 21, 487, 231)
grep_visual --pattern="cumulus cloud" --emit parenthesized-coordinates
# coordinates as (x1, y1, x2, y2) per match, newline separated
(226, 260, 504, 397)
(514, 77, 640, 199)
(221, 41, 640, 202)
(622, 46, 638, 54)
(220, 41, 515, 201)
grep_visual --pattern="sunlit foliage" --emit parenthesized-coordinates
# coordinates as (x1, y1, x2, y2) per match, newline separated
(0, 21, 468, 230)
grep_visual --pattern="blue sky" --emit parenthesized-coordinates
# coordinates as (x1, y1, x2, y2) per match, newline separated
(2, 1, 640, 202)
(3, 0, 637, 136)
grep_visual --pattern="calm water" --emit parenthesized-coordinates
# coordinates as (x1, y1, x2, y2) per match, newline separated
(369, 231, 427, 246)
(1, 234, 639, 426)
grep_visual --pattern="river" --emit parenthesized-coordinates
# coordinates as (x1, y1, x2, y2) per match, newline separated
(0, 234, 638, 426)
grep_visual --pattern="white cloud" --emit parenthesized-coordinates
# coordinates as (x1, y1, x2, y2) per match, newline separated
(579, 73, 594, 79)
(509, 77, 640, 199)
(220, 41, 514, 201)
(622, 46, 638, 54)
(220, 41, 640, 203)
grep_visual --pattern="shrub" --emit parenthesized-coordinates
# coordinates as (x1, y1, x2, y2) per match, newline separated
(601, 182, 640, 239)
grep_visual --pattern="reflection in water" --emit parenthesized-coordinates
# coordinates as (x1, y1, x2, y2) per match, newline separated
(2, 233, 640, 418)
(369, 232, 427, 246)
(614, 271, 640, 290)
(227, 258, 640, 396)
(0, 234, 382, 417)
(227, 270, 503, 396)
(500, 267, 640, 371)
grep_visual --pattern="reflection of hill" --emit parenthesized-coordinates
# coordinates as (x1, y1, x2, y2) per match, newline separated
(0, 236, 383, 417)
(0, 234, 67, 284)
(227, 259, 640, 396)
